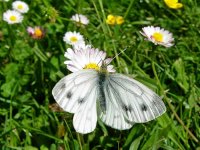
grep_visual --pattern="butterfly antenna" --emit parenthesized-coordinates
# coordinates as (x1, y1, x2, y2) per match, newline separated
(109, 47, 128, 62)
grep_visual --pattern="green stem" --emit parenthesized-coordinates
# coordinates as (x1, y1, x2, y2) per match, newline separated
(124, 0, 135, 19)
(77, 133, 83, 150)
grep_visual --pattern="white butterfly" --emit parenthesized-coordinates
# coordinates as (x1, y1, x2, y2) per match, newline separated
(52, 67, 166, 134)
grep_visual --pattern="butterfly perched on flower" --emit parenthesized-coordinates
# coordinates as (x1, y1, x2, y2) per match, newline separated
(52, 45, 166, 134)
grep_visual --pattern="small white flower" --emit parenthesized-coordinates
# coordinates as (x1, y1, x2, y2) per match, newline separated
(64, 45, 115, 73)
(140, 26, 174, 47)
(71, 14, 89, 25)
(12, 1, 29, 13)
(63, 31, 85, 46)
(3, 10, 23, 24)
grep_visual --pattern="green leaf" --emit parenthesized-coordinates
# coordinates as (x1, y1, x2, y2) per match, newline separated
(123, 125, 144, 148)
(172, 58, 189, 93)
(129, 134, 144, 150)
(24, 146, 38, 150)
(40, 145, 48, 150)
(12, 40, 34, 61)
(73, 139, 80, 150)
(33, 44, 48, 62)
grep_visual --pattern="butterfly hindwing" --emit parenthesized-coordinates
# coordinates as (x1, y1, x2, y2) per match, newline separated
(73, 86, 98, 134)
(99, 82, 133, 130)
(106, 73, 166, 123)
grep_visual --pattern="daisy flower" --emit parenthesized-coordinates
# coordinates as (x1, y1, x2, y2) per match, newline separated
(63, 31, 85, 46)
(27, 26, 45, 39)
(140, 26, 174, 47)
(71, 14, 89, 25)
(64, 45, 115, 73)
(12, 1, 29, 13)
(164, 0, 183, 9)
(3, 10, 23, 24)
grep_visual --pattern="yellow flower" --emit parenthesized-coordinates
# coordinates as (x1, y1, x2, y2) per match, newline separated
(106, 14, 116, 25)
(164, 0, 183, 9)
(106, 14, 124, 25)
(116, 16, 124, 25)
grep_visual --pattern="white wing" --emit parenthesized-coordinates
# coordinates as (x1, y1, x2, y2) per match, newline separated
(100, 73, 166, 124)
(99, 82, 133, 130)
(73, 86, 98, 134)
(52, 70, 99, 134)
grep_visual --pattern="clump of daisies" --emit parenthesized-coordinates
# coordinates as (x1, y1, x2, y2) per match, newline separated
(71, 14, 89, 26)
(27, 26, 45, 39)
(3, 1, 29, 24)
(106, 14, 124, 25)
(140, 26, 174, 47)
(63, 30, 115, 73)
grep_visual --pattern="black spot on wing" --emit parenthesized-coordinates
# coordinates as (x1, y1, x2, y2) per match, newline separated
(114, 114, 120, 119)
(78, 98, 85, 104)
(61, 83, 66, 89)
(141, 104, 147, 111)
(122, 104, 132, 112)
(66, 92, 72, 99)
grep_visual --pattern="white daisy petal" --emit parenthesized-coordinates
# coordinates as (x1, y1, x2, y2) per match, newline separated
(63, 31, 85, 46)
(3, 10, 23, 24)
(64, 45, 115, 73)
(12, 1, 29, 13)
(107, 65, 116, 72)
(64, 48, 75, 59)
(104, 58, 113, 65)
(71, 14, 89, 25)
(140, 26, 174, 47)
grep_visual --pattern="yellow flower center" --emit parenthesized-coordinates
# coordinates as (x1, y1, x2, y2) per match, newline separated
(84, 63, 100, 70)
(10, 15, 17, 21)
(70, 36, 78, 43)
(116, 16, 124, 25)
(17, 4, 24, 10)
(164, 0, 183, 9)
(34, 28, 43, 37)
(152, 32, 163, 42)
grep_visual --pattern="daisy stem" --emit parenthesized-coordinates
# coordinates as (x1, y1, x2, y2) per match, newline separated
(151, 62, 199, 143)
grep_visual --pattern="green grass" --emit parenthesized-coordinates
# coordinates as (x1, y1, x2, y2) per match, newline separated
(0, 0, 200, 149)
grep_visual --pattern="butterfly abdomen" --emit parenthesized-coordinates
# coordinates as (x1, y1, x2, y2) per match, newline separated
(98, 72, 108, 112)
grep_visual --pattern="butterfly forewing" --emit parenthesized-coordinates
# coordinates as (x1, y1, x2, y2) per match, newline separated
(106, 73, 166, 123)
(52, 70, 98, 113)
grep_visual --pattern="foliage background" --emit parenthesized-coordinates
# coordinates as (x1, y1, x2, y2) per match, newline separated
(0, 0, 200, 149)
